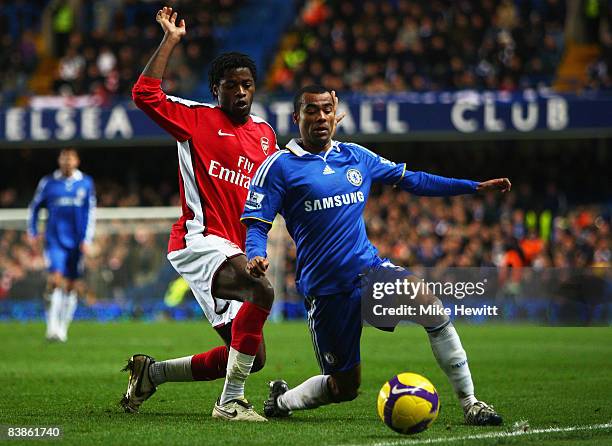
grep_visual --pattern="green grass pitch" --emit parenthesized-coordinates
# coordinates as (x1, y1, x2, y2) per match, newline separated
(1, 321, 610, 445)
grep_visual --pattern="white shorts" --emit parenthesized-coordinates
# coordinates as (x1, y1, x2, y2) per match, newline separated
(167, 234, 244, 328)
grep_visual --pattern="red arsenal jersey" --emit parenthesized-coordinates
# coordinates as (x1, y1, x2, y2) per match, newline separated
(133, 75, 277, 252)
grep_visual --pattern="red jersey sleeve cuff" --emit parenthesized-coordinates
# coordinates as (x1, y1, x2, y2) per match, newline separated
(136, 75, 163, 87)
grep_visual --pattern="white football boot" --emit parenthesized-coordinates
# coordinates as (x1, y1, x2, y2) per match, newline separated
(120, 354, 157, 413)
(212, 397, 267, 422)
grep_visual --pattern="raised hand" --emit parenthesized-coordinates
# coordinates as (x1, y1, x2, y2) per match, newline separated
(477, 178, 512, 193)
(156, 6, 186, 43)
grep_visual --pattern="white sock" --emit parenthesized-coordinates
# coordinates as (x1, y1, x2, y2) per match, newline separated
(46, 288, 63, 339)
(149, 356, 193, 386)
(219, 347, 254, 404)
(277, 375, 331, 411)
(461, 394, 478, 410)
(427, 323, 476, 410)
(58, 290, 78, 341)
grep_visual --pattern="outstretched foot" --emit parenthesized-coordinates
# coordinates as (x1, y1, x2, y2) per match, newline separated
(264, 380, 292, 418)
(119, 354, 157, 413)
(464, 401, 503, 426)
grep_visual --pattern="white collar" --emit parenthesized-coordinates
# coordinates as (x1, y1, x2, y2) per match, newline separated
(54, 169, 83, 180)
(285, 139, 340, 157)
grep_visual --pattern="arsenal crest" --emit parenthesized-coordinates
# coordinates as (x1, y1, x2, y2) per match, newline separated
(260, 137, 269, 155)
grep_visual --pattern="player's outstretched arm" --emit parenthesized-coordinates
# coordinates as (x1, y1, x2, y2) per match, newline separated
(362, 144, 511, 196)
(133, 6, 194, 142)
(141, 6, 186, 79)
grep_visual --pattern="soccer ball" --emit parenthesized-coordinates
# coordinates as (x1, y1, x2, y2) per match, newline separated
(377, 372, 440, 434)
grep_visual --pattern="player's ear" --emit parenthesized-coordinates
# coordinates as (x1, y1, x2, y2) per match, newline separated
(212, 84, 219, 101)
(292, 112, 299, 125)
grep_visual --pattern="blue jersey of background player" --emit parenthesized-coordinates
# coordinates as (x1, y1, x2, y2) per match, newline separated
(241, 86, 510, 426)
(28, 148, 96, 342)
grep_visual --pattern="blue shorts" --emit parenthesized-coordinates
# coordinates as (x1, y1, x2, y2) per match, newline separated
(45, 245, 84, 279)
(305, 287, 363, 375)
(305, 259, 413, 375)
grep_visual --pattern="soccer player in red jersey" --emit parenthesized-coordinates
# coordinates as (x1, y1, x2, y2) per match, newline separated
(120, 6, 276, 421)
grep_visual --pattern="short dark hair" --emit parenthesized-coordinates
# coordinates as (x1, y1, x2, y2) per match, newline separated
(59, 147, 79, 157)
(293, 85, 332, 114)
(208, 52, 257, 97)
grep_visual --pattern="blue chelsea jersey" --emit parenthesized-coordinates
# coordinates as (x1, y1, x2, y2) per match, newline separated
(242, 139, 407, 296)
(242, 139, 479, 297)
(28, 169, 96, 249)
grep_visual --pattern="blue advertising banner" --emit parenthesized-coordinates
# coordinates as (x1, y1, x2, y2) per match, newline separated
(1, 91, 611, 146)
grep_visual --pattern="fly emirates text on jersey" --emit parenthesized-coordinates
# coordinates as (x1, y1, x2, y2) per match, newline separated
(208, 156, 254, 190)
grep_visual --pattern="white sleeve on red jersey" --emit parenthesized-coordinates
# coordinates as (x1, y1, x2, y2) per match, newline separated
(251, 114, 279, 151)
(132, 75, 215, 142)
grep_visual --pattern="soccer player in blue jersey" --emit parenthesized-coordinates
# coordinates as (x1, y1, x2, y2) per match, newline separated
(241, 86, 510, 425)
(28, 148, 96, 342)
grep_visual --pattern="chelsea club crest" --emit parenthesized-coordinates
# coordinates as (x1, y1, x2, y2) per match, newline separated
(324, 352, 337, 366)
(346, 168, 363, 187)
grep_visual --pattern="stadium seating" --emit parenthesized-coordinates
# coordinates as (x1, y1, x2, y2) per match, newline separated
(0, 0, 244, 104)
(267, 0, 566, 93)
(0, 0, 576, 106)
(6, 0, 612, 103)
(0, 0, 50, 104)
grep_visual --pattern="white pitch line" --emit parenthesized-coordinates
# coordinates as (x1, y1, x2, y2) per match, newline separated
(347, 422, 612, 446)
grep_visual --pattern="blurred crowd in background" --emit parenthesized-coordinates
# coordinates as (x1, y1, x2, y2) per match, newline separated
(281, 189, 610, 304)
(0, 222, 170, 302)
(1, 180, 609, 304)
(0, 0, 241, 105)
(0, 0, 44, 105)
(587, 26, 612, 89)
(269, 0, 566, 93)
(4, 0, 612, 105)
(1, 139, 611, 307)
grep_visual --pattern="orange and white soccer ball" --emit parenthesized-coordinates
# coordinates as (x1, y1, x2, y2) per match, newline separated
(377, 372, 440, 434)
